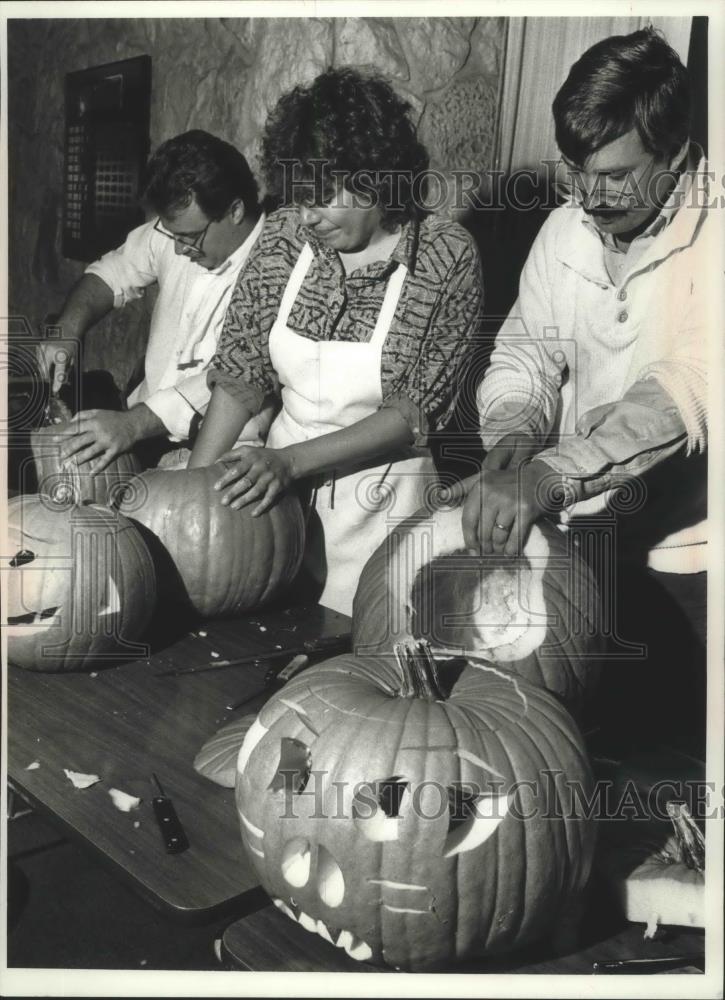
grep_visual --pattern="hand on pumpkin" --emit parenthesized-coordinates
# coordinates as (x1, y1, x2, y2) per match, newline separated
(56, 405, 162, 473)
(214, 445, 294, 516)
(462, 459, 560, 556)
(483, 433, 541, 471)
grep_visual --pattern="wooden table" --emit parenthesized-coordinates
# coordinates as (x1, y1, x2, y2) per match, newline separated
(7, 603, 351, 924)
(221, 899, 705, 975)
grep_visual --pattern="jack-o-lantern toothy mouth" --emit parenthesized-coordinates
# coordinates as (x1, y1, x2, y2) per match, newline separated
(271, 897, 373, 961)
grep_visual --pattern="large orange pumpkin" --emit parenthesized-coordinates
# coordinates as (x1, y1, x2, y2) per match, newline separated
(235, 642, 596, 970)
(30, 396, 142, 506)
(117, 465, 305, 618)
(352, 498, 603, 715)
(6, 494, 156, 671)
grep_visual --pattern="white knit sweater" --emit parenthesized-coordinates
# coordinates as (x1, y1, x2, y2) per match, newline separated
(478, 159, 713, 573)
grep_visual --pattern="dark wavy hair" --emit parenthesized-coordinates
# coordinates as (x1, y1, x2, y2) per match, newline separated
(553, 28, 691, 166)
(142, 130, 260, 220)
(261, 68, 430, 228)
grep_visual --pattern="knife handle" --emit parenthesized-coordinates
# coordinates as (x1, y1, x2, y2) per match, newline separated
(152, 795, 190, 854)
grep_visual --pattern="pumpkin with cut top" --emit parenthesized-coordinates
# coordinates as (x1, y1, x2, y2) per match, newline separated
(235, 641, 596, 971)
(6, 493, 156, 671)
(352, 497, 604, 716)
(30, 395, 143, 507)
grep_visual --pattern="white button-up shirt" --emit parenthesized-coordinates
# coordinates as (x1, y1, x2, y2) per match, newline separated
(86, 214, 265, 441)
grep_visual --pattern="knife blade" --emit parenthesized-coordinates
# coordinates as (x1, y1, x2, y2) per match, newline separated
(151, 773, 190, 855)
(592, 954, 704, 974)
(225, 654, 311, 712)
(155, 633, 348, 678)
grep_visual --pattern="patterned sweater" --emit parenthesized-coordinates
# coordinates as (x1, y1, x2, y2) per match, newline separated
(209, 206, 483, 444)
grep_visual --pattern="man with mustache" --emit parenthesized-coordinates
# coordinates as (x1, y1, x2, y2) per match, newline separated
(463, 27, 711, 754)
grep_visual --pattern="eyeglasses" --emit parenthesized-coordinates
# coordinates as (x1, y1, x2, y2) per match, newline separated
(153, 217, 212, 260)
(553, 155, 658, 208)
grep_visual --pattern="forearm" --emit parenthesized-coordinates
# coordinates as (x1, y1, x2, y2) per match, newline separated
(282, 408, 414, 481)
(126, 403, 166, 443)
(536, 380, 689, 503)
(483, 432, 544, 470)
(477, 340, 564, 451)
(187, 386, 253, 468)
(55, 273, 115, 339)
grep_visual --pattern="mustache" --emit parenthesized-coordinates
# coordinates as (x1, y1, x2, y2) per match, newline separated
(584, 206, 628, 216)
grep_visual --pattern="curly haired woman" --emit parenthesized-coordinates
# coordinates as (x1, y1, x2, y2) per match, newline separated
(189, 68, 483, 615)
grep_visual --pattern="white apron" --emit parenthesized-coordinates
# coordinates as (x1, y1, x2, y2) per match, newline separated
(267, 242, 435, 615)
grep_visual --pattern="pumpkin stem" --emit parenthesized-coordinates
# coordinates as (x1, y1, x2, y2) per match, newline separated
(393, 641, 445, 701)
(666, 801, 705, 873)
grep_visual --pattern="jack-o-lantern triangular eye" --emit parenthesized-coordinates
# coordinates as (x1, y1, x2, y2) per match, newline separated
(10, 549, 35, 567)
(269, 738, 311, 794)
(443, 789, 510, 857)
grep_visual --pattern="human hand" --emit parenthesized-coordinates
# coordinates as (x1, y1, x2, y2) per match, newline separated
(483, 433, 540, 471)
(56, 409, 142, 473)
(461, 459, 557, 556)
(213, 445, 294, 516)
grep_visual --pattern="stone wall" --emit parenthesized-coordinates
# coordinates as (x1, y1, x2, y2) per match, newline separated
(7, 16, 505, 388)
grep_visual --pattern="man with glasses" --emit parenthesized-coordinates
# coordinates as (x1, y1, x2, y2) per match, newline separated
(39, 130, 269, 470)
(463, 28, 711, 754)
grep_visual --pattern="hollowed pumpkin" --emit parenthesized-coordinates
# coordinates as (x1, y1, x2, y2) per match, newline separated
(30, 396, 143, 506)
(235, 642, 596, 971)
(6, 494, 156, 672)
(352, 498, 604, 715)
(117, 465, 305, 618)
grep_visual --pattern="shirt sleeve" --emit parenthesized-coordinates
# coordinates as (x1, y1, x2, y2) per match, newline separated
(633, 235, 709, 456)
(535, 379, 689, 502)
(85, 221, 160, 307)
(477, 215, 566, 449)
(380, 230, 483, 444)
(142, 370, 211, 442)
(207, 228, 281, 415)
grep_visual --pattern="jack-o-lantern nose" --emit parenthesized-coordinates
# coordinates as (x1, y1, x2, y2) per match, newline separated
(280, 839, 346, 908)
(316, 846, 345, 908)
(353, 776, 410, 843)
(281, 837, 311, 887)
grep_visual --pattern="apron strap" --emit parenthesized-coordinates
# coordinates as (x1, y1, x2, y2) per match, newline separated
(277, 242, 315, 328)
(369, 263, 407, 348)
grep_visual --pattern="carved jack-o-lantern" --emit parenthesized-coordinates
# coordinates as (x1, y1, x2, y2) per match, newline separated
(6, 494, 156, 672)
(235, 643, 596, 971)
(353, 501, 604, 715)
